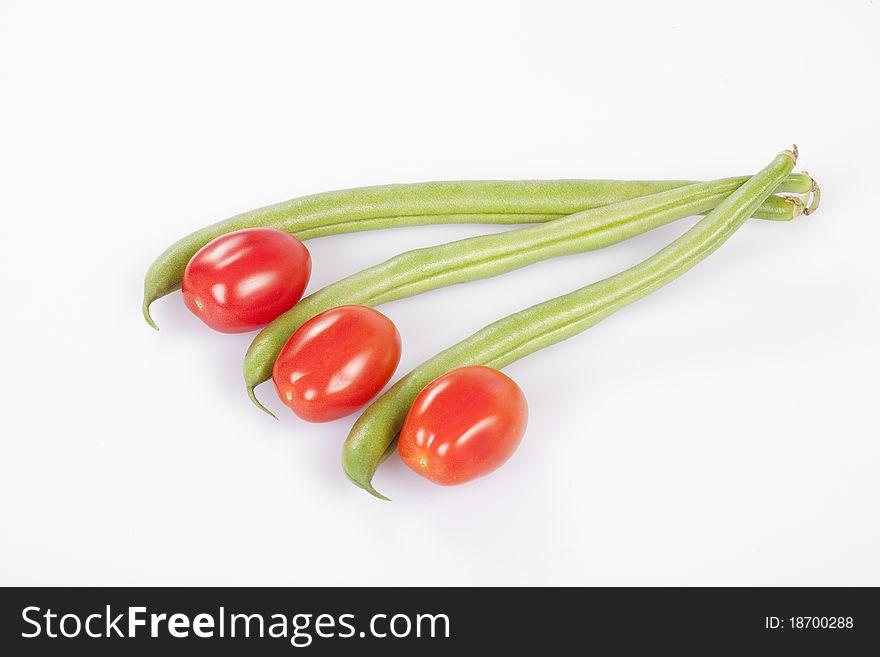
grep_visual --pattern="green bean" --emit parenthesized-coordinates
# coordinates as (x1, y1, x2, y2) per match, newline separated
(244, 180, 808, 414)
(342, 147, 800, 499)
(142, 175, 813, 328)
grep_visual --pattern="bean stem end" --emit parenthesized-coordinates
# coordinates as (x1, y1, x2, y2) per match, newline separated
(802, 172, 822, 215)
(781, 194, 805, 219)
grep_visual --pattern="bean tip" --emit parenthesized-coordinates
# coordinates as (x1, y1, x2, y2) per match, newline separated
(364, 484, 392, 502)
(143, 301, 159, 331)
(344, 466, 392, 501)
(248, 386, 278, 419)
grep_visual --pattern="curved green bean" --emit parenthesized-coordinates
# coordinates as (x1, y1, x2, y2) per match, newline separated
(342, 148, 800, 499)
(143, 175, 813, 328)
(244, 181, 806, 413)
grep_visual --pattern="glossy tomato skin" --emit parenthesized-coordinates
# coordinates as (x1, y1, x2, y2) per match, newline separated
(182, 227, 311, 333)
(398, 365, 528, 486)
(272, 305, 401, 422)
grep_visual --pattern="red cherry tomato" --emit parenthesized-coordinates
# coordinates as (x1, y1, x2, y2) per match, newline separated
(272, 305, 402, 422)
(398, 365, 528, 486)
(182, 227, 311, 333)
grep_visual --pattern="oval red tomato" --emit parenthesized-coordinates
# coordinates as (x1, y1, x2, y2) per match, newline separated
(272, 305, 401, 422)
(182, 227, 311, 333)
(398, 365, 528, 486)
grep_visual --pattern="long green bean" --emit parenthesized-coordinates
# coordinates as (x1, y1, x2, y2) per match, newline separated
(342, 148, 800, 499)
(143, 175, 813, 328)
(244, 179, 808, 413)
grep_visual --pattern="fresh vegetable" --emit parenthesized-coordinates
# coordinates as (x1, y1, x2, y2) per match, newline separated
(272, 305, 401, 422)
(143, 175, 814, 328)
(245, 177, 810, 414)
(398, 366, 528, 485)
(181, 227, 311, 333)
(342, 147, 799, 499)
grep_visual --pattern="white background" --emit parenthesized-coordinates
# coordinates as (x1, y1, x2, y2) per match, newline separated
(1, 0, 878, 586)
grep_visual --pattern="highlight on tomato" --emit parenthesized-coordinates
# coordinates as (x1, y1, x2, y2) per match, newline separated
(398, 365, 528, 486)
(182, 227, 311, 333)
(272, 305, 402, 422)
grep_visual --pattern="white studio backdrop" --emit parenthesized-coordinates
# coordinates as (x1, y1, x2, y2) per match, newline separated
(1, 0, 877, 586)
